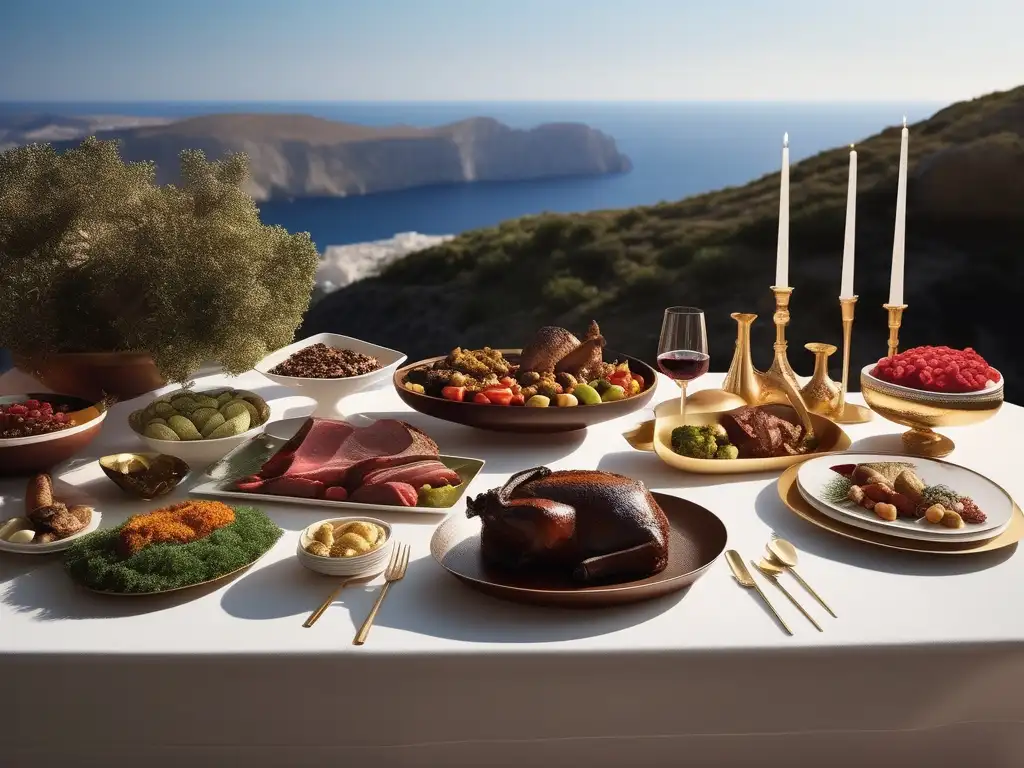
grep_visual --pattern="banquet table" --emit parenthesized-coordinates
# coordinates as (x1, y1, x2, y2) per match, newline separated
(3, 367, 1024, 768)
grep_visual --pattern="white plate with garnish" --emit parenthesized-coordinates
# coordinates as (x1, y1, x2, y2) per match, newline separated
(0, 510, 101, 554)
(796, 454, 1013, 543)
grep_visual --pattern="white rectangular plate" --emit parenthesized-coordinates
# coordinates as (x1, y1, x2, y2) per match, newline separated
(190, 430, 484, 515)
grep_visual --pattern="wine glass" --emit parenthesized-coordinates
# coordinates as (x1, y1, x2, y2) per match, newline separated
(657, 307, 709, 420)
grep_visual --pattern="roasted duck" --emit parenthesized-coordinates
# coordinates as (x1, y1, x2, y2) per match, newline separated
(466, 467, 669, 583)
(518, 321, 606, 380)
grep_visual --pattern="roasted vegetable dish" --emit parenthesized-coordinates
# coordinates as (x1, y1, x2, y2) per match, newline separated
(401, 322, 648, 407)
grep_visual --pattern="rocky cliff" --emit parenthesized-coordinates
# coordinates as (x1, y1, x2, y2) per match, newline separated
(42, 114, 630, 201)
(301, 85, 1024, 404)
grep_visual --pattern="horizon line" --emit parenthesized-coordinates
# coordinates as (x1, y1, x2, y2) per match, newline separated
(0, 98, 947, 105)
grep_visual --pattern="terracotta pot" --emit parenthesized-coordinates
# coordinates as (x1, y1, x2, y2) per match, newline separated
(14, 352, 166, 403)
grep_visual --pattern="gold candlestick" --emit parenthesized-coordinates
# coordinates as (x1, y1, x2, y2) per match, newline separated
(884, 303, 908, 357)
(834, 296, 873, 423)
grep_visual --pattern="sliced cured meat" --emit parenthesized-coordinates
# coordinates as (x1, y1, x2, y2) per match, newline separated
(349, 481, 419, 507)
(360, 460, 460, 490)
(240, 475, 324, 498)
(324, 486, 348, 501)
(236, 417, 441, 496)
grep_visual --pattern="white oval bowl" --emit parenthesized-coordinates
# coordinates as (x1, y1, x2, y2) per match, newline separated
(130, 388, 269, 469)
(297, 516, 393, 577)
(255, 333, 406, 418)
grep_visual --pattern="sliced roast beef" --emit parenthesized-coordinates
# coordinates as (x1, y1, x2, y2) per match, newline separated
(360, 460, 460, 490)
(237, 475, 324, 498)
(324, 486, 348, 501)
(234, 417, 442, 498)
(258, 418, 355, 479)
(349, 481, 419, 507)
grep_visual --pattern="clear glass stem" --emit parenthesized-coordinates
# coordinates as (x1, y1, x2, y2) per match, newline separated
(679, 380, 688, 420)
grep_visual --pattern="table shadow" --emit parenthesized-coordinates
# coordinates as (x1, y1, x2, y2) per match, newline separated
(752, 483, 1015, 576)
(596, 449, 776, 492)
(850, 433, 912, 453)
(1, 556, 236, 620)
(220, 551, 684, 642)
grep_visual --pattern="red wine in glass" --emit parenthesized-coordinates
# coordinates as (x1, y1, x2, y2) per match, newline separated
(657, 307, 709, 418)
(657, 350, 710, 381)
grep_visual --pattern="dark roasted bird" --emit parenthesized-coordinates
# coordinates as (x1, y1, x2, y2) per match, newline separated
(466, 466, 669, 583)
(518, 321, 606, 381)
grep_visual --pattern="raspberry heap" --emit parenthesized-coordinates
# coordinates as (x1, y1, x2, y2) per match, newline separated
(871, 346, 1000, 394)
(0, 399, 76, 438)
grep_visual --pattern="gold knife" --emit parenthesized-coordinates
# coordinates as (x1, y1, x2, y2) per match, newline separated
(725, 550, 793, 635)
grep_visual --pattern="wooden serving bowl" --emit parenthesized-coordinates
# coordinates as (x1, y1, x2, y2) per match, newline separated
(394, 350, 658, 433)
(0, 393, 107, 477)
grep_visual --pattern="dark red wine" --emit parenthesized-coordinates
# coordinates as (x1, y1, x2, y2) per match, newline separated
(657, 350, 710, 381)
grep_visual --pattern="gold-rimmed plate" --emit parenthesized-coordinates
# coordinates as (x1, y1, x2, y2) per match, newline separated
(80, 553, 269, 597)
(777, 462, 1024, 555)
(430, 492, 727, 608)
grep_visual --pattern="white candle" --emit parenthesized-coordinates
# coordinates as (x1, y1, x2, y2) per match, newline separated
(775, 132, 790, 288)
(840, 145, 857, 299)
(888, 117, 909, 306)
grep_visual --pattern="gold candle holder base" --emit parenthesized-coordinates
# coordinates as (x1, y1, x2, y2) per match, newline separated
(901, 428, 956, 459)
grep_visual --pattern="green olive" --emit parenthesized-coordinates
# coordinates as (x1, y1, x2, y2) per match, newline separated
(601, 385, 627, 402)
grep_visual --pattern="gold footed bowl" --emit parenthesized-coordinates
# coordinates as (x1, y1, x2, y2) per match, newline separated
(860, 364, 1004, 458)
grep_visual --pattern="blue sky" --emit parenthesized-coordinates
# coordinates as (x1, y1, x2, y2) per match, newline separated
(1, 0, 1020, 102)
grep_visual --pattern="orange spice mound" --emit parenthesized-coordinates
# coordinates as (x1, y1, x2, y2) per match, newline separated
(118, 500, 236, 556)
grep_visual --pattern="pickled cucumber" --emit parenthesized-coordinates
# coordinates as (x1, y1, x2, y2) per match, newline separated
(205, 411, 250, 439)
(200, 412, 226, 437)
(417, 483, 464, 508)
(167, 415, 203, 440)
(189, 407, 219, 430)
(144, 423, 180, 441)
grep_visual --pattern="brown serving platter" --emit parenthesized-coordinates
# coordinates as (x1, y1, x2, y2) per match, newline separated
(394, 350, 658, 433)
(0, 393, 107, 477)
(430, 492, 727, 607)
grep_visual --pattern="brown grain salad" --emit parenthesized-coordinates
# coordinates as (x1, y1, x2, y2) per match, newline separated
(270, 343, 382, 379)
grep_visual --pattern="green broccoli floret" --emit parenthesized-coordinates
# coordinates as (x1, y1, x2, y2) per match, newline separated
(715, 443, 739, 460)
(670, 425, 719, 459)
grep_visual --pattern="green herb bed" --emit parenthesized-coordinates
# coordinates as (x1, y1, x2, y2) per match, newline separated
(64, 506, 282, 594)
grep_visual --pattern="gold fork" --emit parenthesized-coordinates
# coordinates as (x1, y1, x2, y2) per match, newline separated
(304, 574, 372, 628)
(353, 543, 410, 646)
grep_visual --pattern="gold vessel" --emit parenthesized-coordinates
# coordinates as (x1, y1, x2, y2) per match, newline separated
(722, 287, 870, 427)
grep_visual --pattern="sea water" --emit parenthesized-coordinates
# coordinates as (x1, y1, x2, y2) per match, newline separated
(2, 100, 940, 249)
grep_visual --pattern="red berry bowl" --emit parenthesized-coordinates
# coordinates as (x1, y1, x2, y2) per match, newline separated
(860, 364, 1003, 459)
(0, 393, 108, 477)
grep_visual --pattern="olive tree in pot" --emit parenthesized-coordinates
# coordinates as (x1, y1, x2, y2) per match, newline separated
(0, 138, 319, 401)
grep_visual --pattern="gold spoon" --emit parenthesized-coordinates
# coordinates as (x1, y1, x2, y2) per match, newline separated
(725, 550, 792, 635)
(754, 559, 822, 632)
(766, 537, 837, 618)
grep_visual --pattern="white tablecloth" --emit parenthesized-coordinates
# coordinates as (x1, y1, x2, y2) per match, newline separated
(3, 368, 1024, 768)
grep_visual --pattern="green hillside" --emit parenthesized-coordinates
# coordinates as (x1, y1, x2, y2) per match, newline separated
(301, 85, 1024, 402)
